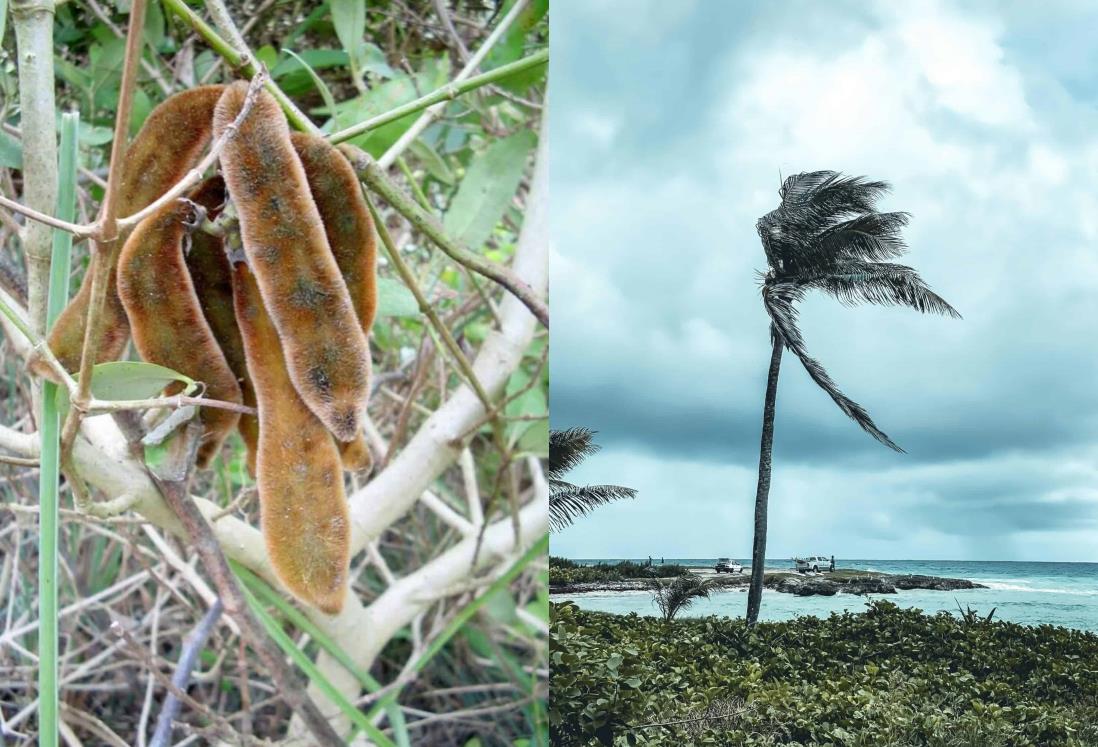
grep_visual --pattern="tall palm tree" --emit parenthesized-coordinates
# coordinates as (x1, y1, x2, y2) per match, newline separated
(745, 171, 960, 625)
(549, 427, 637, 532)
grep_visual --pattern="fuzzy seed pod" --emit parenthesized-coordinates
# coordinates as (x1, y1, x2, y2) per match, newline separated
(232, 261, 349, 614)
(117, 178, 242, 468)
(39, 86, 226, 378)
(181, 181, 260, 474)
(213, 82, 371, 442)
(292, 133, 378, 333)
(291, 133, 378, 474)
(338, 434, 373, 473)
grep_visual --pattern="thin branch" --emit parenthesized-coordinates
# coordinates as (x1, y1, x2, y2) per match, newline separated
(60, 0, 149, 460)
(328, 50, 548, 145)
(0, 195, 95, 238)
(11, 0, 60, 338)
(378, 0, 532, 168)
(349, 147, 548, 328)
(160, 0, 319, 133)
(364, 191, 494, 410)
(113, 417, 345, 747)
(148, 599, 224, 747)
(115, 72, 267, 231)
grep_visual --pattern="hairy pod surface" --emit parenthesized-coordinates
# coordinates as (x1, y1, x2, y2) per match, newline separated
(231, 261, 349, 614)
(338, 433, 373, 473)
(213, 82, 371, 442)
(40, 86, 227, 377)
(292, 133, 378, 333)
(182, 182, 260, 474)
(117, 178, 242, 468)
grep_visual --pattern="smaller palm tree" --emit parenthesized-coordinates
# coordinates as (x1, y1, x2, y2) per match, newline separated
(648, 575, 715, 622)
(549, 427, 637, 532)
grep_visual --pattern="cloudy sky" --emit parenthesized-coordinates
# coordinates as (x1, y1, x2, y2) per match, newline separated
(549, 0, 1098, 562)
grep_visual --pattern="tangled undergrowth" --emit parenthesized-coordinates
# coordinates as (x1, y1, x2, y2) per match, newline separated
(0, 0, 548, 744)
(551, 601, 1098, 746)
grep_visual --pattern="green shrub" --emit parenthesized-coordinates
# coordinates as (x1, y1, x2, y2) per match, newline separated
(550, 560, 690, 585)
(550, 600, 1098, 746)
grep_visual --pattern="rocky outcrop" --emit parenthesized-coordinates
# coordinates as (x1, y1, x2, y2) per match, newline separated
(840, 577, 897, 595)
(892, 574, 984, 591)
(550, 571, 986, 597)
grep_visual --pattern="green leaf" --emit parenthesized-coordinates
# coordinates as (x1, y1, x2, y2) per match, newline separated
(0, 0, 7, 47)
(376, 277, 419, 317)
(143, 0, 166, 51)
(270, 49, 349, 79)
(0, 129, 21, 169)
(87, 361, 196, 401)
(360, 42, 396, 79)
(516, 419, 548, 458)
(331, 59, 451, 154)
(444, 131, 536, 250)
(254, 44, 279, 72)
(409, 139, 454, 185)
(330, 0, 366, 66)
(282, 49, 338, 124)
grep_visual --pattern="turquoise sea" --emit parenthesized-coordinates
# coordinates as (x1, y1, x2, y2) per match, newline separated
(553, 559, 1098, 632)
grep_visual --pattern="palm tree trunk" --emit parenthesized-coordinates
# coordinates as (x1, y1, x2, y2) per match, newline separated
(746, 332, 782, 626)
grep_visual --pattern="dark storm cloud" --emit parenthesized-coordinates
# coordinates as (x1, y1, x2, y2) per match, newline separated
(550, 1, 1098, 559)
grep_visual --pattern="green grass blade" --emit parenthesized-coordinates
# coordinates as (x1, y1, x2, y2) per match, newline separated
(365, 533, 549, 722)
(237, 582, 398, 747)
(38, 110, 79, 747)
(230, 561, 411, 747)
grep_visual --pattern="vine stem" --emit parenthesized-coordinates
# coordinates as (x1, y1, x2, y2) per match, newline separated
(329, 50, 548, 145)
(59, 0, 148, 461)
(378, 0, 532, 169)
(348, 146, 548, 328)
(11, 0, 59, 340)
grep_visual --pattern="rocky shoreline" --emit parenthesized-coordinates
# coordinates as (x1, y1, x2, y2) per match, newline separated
(550, 570, 986, 597)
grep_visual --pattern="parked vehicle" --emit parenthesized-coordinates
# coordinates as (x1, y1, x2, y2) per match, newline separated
(793, 556, 832, 573)
(715, 558, 743, 574)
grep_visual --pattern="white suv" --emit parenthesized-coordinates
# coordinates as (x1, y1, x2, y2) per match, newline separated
(794, 556, 831, 573)
(715, 558, 743, 574)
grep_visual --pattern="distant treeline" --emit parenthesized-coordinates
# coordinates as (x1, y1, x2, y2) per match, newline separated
(550, 556, 689, 584)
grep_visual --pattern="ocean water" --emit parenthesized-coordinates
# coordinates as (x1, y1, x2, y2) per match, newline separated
(553, 559, 1098, 632)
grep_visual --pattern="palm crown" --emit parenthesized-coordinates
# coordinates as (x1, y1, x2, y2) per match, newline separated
(757, 171, 960, 451)
(549, 427, 637, 532)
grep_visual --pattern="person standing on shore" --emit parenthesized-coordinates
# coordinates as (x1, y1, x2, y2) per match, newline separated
(830, 556, 836, 572)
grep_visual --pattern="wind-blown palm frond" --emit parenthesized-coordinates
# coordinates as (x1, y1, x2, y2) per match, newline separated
(763, 282, 903, 452)
(549, 483, 638, 533)
(549, 427, 637, 531)
(548, 427, 599, 480)
(648, 574, 714, 622)
(755, 170, 959, 452)
(800, 261, 961, 317)
(760, 172, 898, 271)
(816, 212, 911, 263)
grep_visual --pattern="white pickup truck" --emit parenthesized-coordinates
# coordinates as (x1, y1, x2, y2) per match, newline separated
(793, 556, 832, 573)
(714, 558, 743, 574)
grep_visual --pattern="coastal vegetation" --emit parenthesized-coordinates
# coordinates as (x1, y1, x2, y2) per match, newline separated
(551, 600, 1098, 745)
(550, 557, 689, 585)
(747, 172, 961, 625)
(646, 575, 715, 623)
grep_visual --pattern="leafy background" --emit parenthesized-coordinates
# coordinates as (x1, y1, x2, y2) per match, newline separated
(0, 1, 548, 744)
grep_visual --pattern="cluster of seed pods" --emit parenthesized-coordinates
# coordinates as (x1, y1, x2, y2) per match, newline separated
(44, 81, 379, 614)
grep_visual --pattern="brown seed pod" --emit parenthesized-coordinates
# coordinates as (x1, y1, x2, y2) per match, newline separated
(181, 181, 260, 474)
(291, 132, 378, 333)
(116, 178, 242, 468)
(231, 260, 349, 614)
(338, 434, 373, 473)
(38, 86, 227, 378)
(213, 82, 371, 442)
(291, 133, 379, 474)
